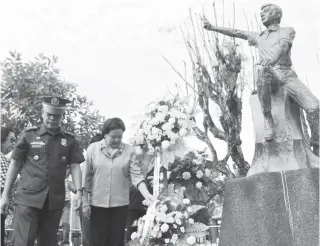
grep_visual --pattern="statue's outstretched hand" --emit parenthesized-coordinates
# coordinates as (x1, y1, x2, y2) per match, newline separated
(202, 16, 213, 30)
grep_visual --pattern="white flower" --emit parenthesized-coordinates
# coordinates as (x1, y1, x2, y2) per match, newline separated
(165, 238, 170, 243)
(183, 199, 190, 205)
(169, 133, 179, 143)
(151, 127, 162, 136)
(193, 158, 202, 165)
(187, 207, 193, 213)
(175, 218, 182, 225)
(180, 227, 185, 233)
(167, 116, 175, 124)
(171, 202, 178, 208)
(148, 145, 155, 154)
(186, 235, 196, 245)
(196, 181, 203, 189)
(156, 112, 166, 122)
(131, 232, 137, 240)
(179, 128, 188, 137)
(175, 212, 183, 219)
(184, 212, 189, 218)
(153, 225, 160, 232)
(148, 102, 157, 112)
(160, 205, 168, 213)
(182, 172, 191, 180)
(161, 223, 169, 233)
(134, 132, 145, 145)
(167, 217, 175, 223)
(161, 140, 170, 150)
(157, 231, 162, 238)
(159, 105, 169, 113)
(159, 183, 164, 189)
(205, 168, 211, 177)
(159, 172, 164, 181)
(171, 234, 179, 244)
(173, 224, 177, 229)
(134, 146, 143, 155)
(188, 218, 194, 224)
(196, 170, 204, 179)
(167, 171, 171, 179)
(162, 122, 173, 131)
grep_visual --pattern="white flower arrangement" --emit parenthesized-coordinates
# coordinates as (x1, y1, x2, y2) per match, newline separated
(131, 95, 196, 169)
(129, 190, 209, 246)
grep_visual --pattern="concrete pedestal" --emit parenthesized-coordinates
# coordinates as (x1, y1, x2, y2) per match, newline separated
(219, 168, 319, 246)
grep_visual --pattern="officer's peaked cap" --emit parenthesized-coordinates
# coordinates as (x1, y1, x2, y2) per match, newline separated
(42, 96, 71, 115)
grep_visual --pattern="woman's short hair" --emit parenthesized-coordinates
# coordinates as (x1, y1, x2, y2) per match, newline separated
(1, 126, 12, 143)
(101, 118, 126, 135)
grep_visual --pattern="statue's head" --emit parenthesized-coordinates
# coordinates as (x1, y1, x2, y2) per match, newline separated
(260, 4, 282, 26)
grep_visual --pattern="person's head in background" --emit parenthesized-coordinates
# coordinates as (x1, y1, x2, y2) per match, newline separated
(90, 133, 103, 144)
(101, 118, 126, 149)
(1, 126, 16, 155)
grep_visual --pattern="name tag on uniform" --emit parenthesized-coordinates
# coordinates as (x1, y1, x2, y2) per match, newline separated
(30, 141, 46, 148)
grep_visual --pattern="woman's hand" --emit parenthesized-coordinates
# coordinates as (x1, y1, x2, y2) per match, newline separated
(82, 204, 91, 218)
(0, 195, 9, 214)
(74, 191, 83, 211)
(143, 193, 156, 206)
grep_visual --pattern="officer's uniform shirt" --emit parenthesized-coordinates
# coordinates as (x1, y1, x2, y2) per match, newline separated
(11, 124, 85, 210)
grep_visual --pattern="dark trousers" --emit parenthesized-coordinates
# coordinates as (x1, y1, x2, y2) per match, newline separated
(1, 213, 6, 246)
(12, 197, 62, 246)
(78, 207, 90, 246)
(125, 210, 146, 243)
(90, 205, 128, 246)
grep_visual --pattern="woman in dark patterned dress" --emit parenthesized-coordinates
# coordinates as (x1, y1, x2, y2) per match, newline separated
(1, 127, 17, 245)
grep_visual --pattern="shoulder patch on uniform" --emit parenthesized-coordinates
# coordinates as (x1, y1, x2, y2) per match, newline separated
(24, 126, 40, 131)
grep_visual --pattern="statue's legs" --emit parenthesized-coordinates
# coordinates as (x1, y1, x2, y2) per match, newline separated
(275, 67, 320, 156)
(256, 66, 276, 141)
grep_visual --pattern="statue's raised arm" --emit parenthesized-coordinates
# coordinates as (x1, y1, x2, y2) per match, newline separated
(202, 16, 257, 41)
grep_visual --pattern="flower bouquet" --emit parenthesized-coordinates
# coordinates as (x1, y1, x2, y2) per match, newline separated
(169, 151, 225, 204)
(129, 187, 209, 246)
(131, 95, 196, 170)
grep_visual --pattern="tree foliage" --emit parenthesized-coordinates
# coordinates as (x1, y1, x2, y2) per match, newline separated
(1, 51, 105, 149)
(167, 11, 250, 178)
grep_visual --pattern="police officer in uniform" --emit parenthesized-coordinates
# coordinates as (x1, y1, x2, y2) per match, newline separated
(0, 96, 85, 246)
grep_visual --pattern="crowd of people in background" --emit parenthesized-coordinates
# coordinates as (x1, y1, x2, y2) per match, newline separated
(0, 96, 154, 246)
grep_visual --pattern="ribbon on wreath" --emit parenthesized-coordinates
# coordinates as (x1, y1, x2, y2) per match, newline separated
(140, 149, 162, 244)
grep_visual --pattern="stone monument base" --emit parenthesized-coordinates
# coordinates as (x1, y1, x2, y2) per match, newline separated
(219, 168, 319, 246)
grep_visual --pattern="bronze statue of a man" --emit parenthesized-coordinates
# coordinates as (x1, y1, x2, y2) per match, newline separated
(203, 3, 319, 154)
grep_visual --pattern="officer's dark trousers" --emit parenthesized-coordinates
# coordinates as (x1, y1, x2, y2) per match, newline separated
(12, 196, 62, 246)
(90, 205, 128, 246)
(1, 213, 6, 246)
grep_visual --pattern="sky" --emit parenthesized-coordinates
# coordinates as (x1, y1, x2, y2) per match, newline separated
(1, 0, 319, 163)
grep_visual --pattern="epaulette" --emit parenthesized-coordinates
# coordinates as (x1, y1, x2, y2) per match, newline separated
(25, 126, 40, 132)
(64, 131, 75, 137)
